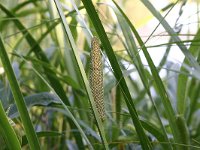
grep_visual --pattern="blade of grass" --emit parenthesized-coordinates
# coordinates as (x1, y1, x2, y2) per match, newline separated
(0, 3, 70, 106)
(187, 79, 200, 125)
(21, 131, 62, 146)
(0, 101, 21, 150)
(113, 0, 190, 148)
(53, 0, 109, 149)
(178, 28, 200, 115)
(47, 1, 91, 127)
(0, 35, 40, 149)
(0, 4, 85, 148)
(115, 85, 121, 124)
(16, 52, 94, 150)
(12, 1, 33, 12)
(17, 7, 83, 68)
(47, 0, 80, 85)
(110, 2, 172, 149)
(186, 29, 200, 125)
(157, 1, 185, 73)
(81, 0, 152, 149)
(140, 0, 200, 72)
(140, 120, 167, 146)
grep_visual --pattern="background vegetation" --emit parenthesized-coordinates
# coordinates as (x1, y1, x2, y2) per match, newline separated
(0, 0, 200, 149)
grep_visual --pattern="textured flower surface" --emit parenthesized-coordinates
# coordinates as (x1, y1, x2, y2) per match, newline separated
(89, 37, 105, 121)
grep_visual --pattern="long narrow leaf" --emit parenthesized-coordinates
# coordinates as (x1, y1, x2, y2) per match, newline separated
(111, 2, 172, 149)
(17, 53, 94, 150)
(0, 35, 40, 149)
(53, 0, 108, 149)
(0, 4, 85, 148)
(140, 0, 200, 72)
(177, 29, 200, 115)
(114, 0, 190, 148)
(81, 0, 152, 149)
(0, 101, 21, 150)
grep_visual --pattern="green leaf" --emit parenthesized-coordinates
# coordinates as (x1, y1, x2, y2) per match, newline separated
(0, 35, 40, 149)
(81, 0, 152, 149)
(0, 4, 85, 148)
(53, 0, 107, 149)
(0, 101, 21, 150)
(140, 0, 200, 72)
(109, 2, 171, 149)
(20, 55, 94, 149)
(114, 0, 190, 148)
(177, 28, 200, 115)
(22, 131, 63, 146)
(8, 92, 61, 119)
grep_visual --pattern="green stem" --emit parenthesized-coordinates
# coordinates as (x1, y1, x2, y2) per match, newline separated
(0, 101, 21, 150)
(0, 35, 40, 150)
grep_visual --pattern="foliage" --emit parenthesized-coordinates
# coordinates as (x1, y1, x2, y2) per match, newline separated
(0, 0, 200, 149)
